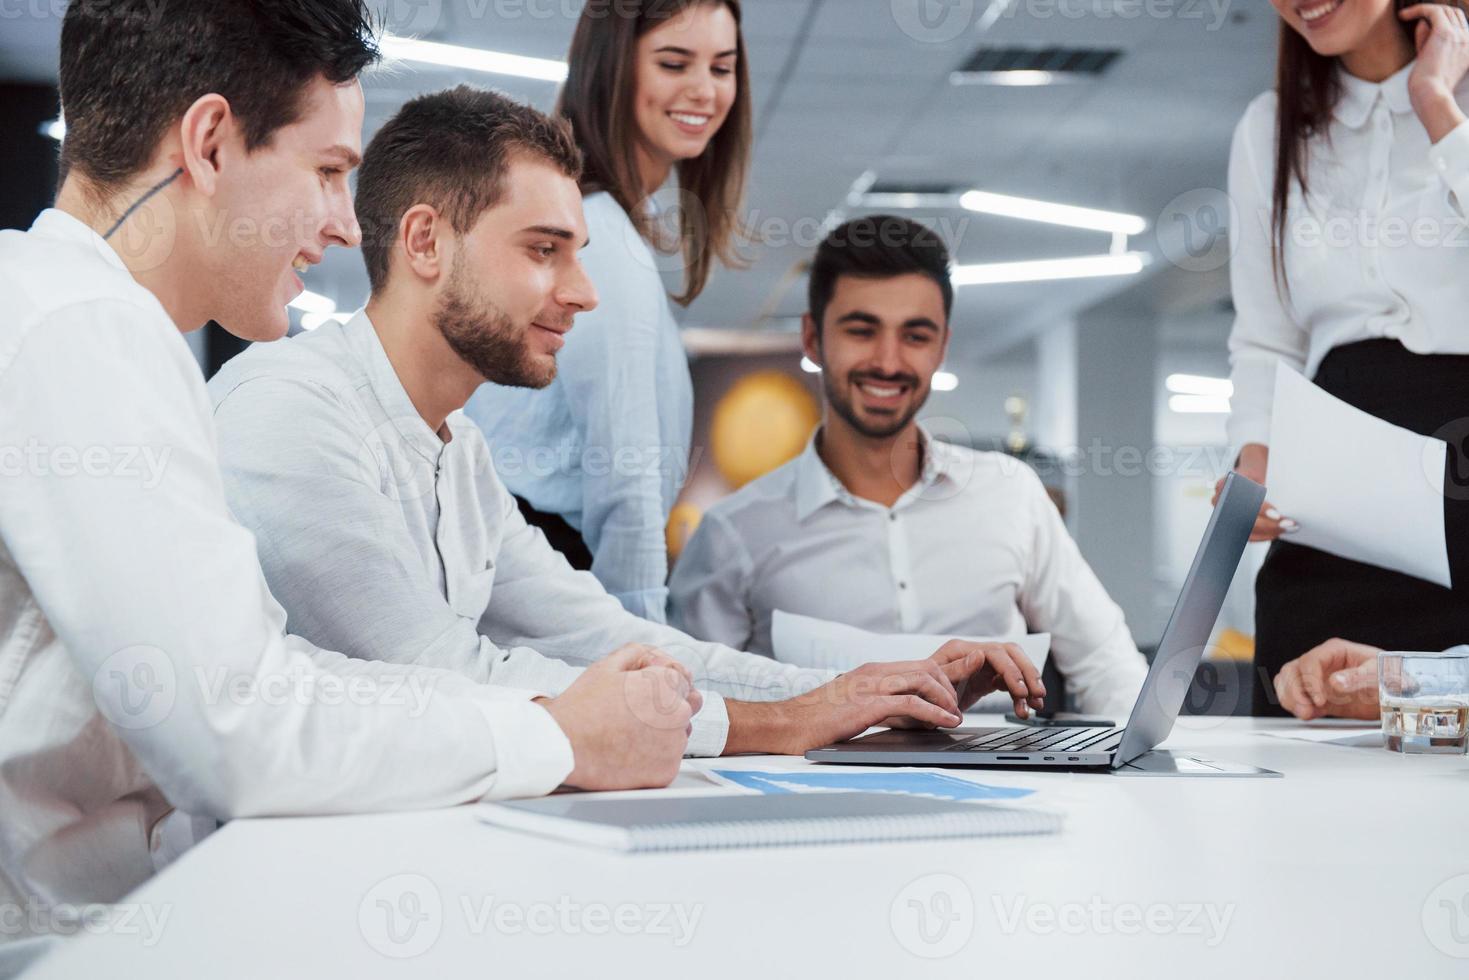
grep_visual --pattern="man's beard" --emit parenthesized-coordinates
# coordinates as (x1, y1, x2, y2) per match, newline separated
(433, 256, 555, 390)
(823, 368, 928, 439)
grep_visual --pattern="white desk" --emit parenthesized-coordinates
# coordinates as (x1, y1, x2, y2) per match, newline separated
(21, 717, 1469, 978)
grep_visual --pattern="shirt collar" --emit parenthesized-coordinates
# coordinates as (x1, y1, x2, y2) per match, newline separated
(30, 208, 131, 274)
(342, 309, 446, 463)
(793, 433, 842, 522)
(1335, 60, 1416, 129)
(793, 424, 955, 522)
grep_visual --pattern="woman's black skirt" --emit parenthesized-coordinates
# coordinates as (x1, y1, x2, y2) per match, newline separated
(1252, 339, 1469, 715)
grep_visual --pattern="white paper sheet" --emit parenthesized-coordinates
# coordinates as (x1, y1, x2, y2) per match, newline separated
(770, 609, 1050, 674)
(1256, 727, 1383, 748)
(1267, 364, 1451, 588)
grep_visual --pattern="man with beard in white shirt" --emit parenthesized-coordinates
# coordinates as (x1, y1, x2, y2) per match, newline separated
(0, 4, 701, 971)
(669, 216, 1149, 720)
(207, 86, 1047, 762)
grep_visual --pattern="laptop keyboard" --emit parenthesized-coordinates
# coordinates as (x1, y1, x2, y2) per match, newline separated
(945, 726, 1124, 755)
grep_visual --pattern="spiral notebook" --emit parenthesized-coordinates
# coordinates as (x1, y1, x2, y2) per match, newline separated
(478, 792, 1062, 852)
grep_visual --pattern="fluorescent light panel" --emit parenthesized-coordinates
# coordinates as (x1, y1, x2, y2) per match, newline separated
(1169, 394, 1232, 415)
(1166, 374, 1233, 398)
(960, 190, 1146, 236)
(950, 69, 1063, 87)
(380, 36, 568, 81)
(952, 252, 1147, 287)
(851, 188, 1146, 237)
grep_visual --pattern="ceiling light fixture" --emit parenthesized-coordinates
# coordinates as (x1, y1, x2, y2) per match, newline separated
(379, 36, 568, 82)
(1168, 394, 1232, 415)
(952, 252, 1148, 287)
(960, 190, 1146, 236)
(1166, 374, 1234, 398)
(950, 69, 1061, 87)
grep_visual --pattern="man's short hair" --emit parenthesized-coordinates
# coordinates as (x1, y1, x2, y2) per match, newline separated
(807, 215, 955, 334)
(59, 0, 379, 192)
(356, 85, 584, 294)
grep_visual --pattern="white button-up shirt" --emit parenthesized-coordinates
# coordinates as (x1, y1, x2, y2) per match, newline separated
(0, 212, 579, 962)
(669, 430, 1149, 718)
(207, 311, 834, 758)
(465, 191, 695, 623)
(1226, 63, 1469, 447)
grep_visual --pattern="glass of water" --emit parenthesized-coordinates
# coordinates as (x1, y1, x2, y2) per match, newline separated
(1379, 651, 1469, 754)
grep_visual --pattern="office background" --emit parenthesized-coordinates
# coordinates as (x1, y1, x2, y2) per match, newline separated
(0, 0, 1273, 690)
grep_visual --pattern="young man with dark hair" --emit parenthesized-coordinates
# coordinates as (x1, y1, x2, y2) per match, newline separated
(0, 6, 697, 967)
(208, 87, 1046, 771)
(670, 215, 1150, 718)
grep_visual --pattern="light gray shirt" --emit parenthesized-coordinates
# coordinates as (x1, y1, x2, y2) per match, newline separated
(669, 429, 1149, 718)
(465, 191, 695, 622)
(208, 311, 834, 758)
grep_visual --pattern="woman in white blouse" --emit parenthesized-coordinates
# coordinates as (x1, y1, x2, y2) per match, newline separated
(1222, 0, 1469, 714)
(466, 0, 752, 624)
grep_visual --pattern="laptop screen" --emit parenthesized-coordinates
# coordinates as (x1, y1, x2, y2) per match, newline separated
(1112, 473, 1266, 766)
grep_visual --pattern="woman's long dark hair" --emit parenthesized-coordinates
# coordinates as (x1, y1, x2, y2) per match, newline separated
(558, 0, 753, 306)
(1271, 0, 1465, 292)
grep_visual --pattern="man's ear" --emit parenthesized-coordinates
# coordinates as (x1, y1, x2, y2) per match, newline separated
(398, 204, 447, 284)
(176, 94, 234, 198)
(800, 312, 822, 367)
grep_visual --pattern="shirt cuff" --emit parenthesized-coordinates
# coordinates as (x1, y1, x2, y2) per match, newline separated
(1429, 118, 1469, 213)
(685, 690, 730, 757)
(465, 694, 576, 799)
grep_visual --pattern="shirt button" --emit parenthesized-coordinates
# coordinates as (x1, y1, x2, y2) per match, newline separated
(899, 582, 908, 590)
(889, 513, 897, 522)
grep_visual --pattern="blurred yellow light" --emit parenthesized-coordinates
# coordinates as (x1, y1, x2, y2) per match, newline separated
(710, 371, 820, 489)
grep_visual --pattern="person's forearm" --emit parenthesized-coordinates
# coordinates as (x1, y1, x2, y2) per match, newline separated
(722, 700, 796, 755)
(1415, 84, 1468, 145)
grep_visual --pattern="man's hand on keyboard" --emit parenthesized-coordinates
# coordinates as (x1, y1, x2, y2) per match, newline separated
(928, 641, 1047, 719)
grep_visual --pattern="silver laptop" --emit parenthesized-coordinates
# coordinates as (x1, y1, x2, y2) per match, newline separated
(805, 472, 1267, 773)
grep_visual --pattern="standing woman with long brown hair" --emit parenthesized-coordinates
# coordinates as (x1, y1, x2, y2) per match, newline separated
(467, 0, 750, 623)
(1218, 0, 1469, 713)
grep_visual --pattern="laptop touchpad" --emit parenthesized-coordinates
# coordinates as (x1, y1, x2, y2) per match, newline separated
(849, 730, 983, 748)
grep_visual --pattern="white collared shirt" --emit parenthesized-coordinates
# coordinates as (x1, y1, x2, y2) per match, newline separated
(1226, 63, 1469, 447)
(207, 311, 835, 758)
(0, 211, 577, 958)
(668, 430, 1149, 718)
